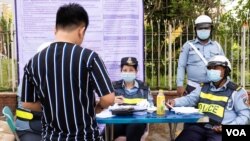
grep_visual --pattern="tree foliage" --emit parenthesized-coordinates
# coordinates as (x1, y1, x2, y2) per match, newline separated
(144, 0, 221, 24)
(220, 0, 250, 29)
(143, 0, 250, 88)
(0, 14, 13, 58)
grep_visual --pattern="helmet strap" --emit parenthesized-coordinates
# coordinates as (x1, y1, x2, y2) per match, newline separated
(213, 77, 227, 89)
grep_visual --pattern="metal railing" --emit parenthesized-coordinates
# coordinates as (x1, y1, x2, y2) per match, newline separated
(0, 21, 249, 91)
(0, 31, 17, 92)
(144, 20, 250, 90)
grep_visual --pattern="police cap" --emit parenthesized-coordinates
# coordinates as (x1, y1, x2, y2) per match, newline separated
(121, 57, 138, 66)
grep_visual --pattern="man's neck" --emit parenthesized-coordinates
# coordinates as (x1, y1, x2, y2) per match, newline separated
(124, 81, 135, 89)
(55, 30, 78, 45)
(213, 78, 227, 89)
(199, 39, 209, 45)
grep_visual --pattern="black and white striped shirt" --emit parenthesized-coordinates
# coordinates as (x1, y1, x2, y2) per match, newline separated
(21, 42, 114, 141)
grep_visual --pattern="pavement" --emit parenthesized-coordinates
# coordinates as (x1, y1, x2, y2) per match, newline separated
(146, 123, 183, 141)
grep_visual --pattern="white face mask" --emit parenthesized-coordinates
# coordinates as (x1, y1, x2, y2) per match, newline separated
(207, 69, 222, 82)
(197, 30, 211, 40)
(121, 72, 136, 82)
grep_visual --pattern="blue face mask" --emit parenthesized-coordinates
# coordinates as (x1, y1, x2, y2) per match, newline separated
(121, 72, 136, 82)
(207, 69, 222, 82)
(197, 30, 211, 40)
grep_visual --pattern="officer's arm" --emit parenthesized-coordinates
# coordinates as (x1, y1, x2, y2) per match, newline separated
(176, 42, 189, 87)
(174, 86, 201, 107)
(147, 88, 154, 106)
(22, 101, 42, 112)
(228, 89, 250, 125)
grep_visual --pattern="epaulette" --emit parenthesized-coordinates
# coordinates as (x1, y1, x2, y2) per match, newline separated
(137, 80, 149, 90)
(200, 83, 204, 86)
(236, 86, 242, 91)
(112, 80, 123, 89)
(227, 81, 241, 91)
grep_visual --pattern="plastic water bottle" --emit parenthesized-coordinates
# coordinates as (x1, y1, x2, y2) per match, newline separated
(156, 89, 165, 116)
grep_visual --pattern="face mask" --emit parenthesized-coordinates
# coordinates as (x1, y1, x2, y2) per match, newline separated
(207, 69, 222, 82)
(197, 30, 211, 40)
(121, 72, 136, 82)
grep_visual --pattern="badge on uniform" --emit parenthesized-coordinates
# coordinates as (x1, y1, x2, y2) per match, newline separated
(242, 94, 249, 107)
(121, 57, 138, 66)
(127, 57, 134, 65)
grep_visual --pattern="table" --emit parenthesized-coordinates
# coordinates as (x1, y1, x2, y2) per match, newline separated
(96, 111, 209, 141)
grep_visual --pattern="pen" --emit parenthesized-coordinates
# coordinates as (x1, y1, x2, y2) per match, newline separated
(166, 102, 174, 110)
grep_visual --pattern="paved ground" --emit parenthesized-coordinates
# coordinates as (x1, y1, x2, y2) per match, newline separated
(146, 123, 183, 141)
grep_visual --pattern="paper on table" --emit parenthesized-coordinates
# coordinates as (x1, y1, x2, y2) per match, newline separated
(171, 107, 200, 114)
(108, 103, 134, 110)
(147, 106, 156, 113)
(96, 109, 115, 118)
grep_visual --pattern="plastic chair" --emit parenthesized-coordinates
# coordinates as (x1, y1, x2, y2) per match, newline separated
(2, 106, 20, 141)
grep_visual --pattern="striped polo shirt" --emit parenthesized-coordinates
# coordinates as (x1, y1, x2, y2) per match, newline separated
(21, 42, 114, 141)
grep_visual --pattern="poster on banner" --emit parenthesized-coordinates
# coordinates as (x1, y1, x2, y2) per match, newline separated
(15, 0, 144, 82)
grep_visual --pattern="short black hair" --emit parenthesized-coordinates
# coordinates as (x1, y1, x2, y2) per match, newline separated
(56, 3, 89, 30)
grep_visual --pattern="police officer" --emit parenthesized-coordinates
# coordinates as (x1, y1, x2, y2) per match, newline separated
(113, 57, 153, 141)
(168, 55, 250, 141)
(177, 15, 224, 96)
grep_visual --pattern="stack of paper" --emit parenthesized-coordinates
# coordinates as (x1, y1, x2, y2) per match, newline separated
(96, 109, 115, 118)
(171, 107, 200, 114)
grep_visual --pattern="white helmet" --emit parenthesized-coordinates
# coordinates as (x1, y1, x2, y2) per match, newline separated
(207, 55, 231, 71)
(195, 15, 212, 25)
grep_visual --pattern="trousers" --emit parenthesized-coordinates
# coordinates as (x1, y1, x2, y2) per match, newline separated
(113, 123, 146, 141)
(175, 124, 221, 141)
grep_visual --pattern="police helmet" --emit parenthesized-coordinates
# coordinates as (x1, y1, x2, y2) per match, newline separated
(207, 55, 231, 77)
(195, 15, 212, 25)
(207, 55, 231, 70)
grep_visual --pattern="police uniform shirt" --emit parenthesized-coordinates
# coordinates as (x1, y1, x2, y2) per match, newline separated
(122, 80, 140, 97)
(113, 79, 154, 105)
(21, 42, 114, 141)
(176, 38, 224, 86)
(174, 79, 250, 125)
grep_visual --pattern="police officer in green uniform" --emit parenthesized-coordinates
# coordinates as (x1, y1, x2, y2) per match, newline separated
(168, 55, 250, 141)
(112, 57, 153, 141)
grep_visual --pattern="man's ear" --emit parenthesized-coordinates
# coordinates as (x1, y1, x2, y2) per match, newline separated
(79, 26, 86, 37)
(54, 28, 57, 35)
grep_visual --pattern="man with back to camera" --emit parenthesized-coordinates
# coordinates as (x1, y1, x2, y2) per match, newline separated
(21, 3, 115, 141)
(176, 15, 224, 96)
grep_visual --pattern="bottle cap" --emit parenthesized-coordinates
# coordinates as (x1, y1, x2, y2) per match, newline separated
(159, 89, 164, 94)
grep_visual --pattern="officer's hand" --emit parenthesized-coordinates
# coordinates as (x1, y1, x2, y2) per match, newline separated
(177, 86, 185, 96)
(114, 96, 124, 104)
(166, 99, 175, 109)
(212, 125, 222, 133)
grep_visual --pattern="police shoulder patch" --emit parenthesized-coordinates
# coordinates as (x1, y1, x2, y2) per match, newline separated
(242, 94, 249, 107)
